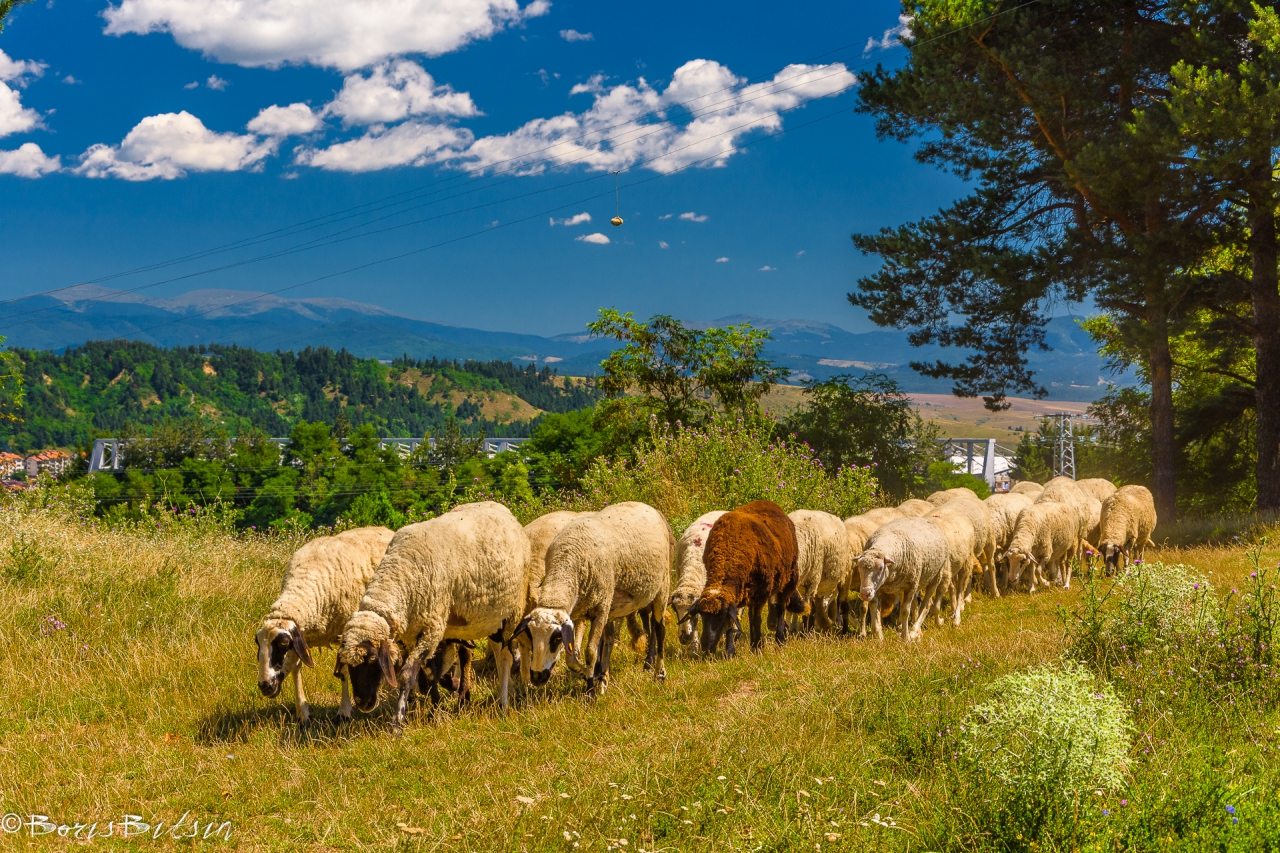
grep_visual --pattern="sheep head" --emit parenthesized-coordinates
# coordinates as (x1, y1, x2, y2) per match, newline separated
(668, 590, 700, 646)
(692, 585, 738, 655)
(1100, 542, 1126, 576)
(511, 608, 576, 686)
(336, 611, 400, 712)
(255, 618, 313, 699)
(1002, 549, 1037, 586)
(857, 551, 894, 602)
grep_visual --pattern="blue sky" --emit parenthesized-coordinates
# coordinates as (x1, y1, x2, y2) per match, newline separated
(0, 0, 966, 337)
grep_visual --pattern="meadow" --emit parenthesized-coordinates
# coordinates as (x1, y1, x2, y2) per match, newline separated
(2, 486, 1280, 852)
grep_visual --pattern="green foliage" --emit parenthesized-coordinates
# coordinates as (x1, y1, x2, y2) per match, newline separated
(3, 532, 48, 585)
(0, 0, 32, 31)
(921, 460, 990, 499)
(960, 661, 1132, 794)
(0, 341, 594, 454)
(588, 310, 788, 431)
(577, 413, 879, 532)
(0, 335, 23, 425)
(523, 408, 612, 491)
(781, 372, 944, 499)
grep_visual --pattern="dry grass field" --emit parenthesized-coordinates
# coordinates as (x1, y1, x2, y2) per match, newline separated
(2, 490, 1279, 851)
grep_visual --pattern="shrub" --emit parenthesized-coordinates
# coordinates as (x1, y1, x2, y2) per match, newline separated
(959, 661, 1132, 795)
(577, 414, 880, 531)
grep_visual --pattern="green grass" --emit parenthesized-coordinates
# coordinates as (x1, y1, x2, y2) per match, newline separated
(3, 493, 1280, 851)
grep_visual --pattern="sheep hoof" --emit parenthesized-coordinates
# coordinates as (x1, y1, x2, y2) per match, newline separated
(336, 713, 352, 726)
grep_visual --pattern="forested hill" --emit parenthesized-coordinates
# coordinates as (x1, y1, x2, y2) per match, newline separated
(2, 341, 599, 453)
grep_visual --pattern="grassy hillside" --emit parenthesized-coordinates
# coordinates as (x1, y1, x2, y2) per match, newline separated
(3, 490, 1278, 851)
(1, 342, 600, 453)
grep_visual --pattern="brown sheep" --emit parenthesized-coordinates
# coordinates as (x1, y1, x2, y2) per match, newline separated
(692, 500, 802, 656)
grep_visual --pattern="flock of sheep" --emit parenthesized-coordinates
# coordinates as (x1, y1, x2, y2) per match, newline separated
(254, 476, 1157, 730)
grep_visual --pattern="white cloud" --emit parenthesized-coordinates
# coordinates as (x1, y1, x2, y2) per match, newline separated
(864, 14, 912, 56)
(296, 121, 471, 172)
(103, 0, 551, 71)
(569, 74, 606, 96)
(324, 60, 478, 127)
(657, 213, 672, 220)
(550, 211, 591, 226)
(679, 211, 707, 222)
(0, 49, 45, 83)
(454, 58, 854, 176)
(759, 265, 775, 271)
(658, 241, 669, 249)
(560, 29, 593, 42)
(184, 81, 199, 89)
(206, 74, 228, 91)
(715, 256, 728, 263)
(0, 143, 60, 177)
(62, 74, 80, 84)
(248, 103, 323, 137)
(75, 111, 277, 180)
(0, 50, 45, 139)
(576, 232, 609, 244)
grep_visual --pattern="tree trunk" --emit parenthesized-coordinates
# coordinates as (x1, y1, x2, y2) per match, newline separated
(1249, 176, 1280, 511)
(1147, 292, 1178, 523)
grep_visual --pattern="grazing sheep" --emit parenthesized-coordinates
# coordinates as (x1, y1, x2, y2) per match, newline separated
(1001, 502, 1080, 593)
(927, 487, 981, 506)
(336, 502, 531, 730)
(1082, 494, 1103, 569)
(856, 518, 951, 641)
(1076, 478, 1118, 503)
(692, 500, 802, 656)
(513, 502, 673, 695)
(1010, 481, 1044, 499)
(843, 514, 880, 556)
(524, 511, 589, 594)
(789, 510, 855, 633)
(1098, 485, 1158, 574)
(984, 492, 1033, 592)
(863, 506, 905, 525)
(669, 510, 728, 651)
(932, 494, 996, 597)
(897, 499, 936, 518)
(927, 506, 977, 626)
(1035, 476, 1092, 580)
(256, 525, 395, 726)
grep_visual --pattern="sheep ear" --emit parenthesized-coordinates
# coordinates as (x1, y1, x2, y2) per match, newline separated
(290, 627, 315, 668)
(560, 622, 578, 662)
(377, 640, 398, 689)
(678, 609, 699, 626)
(883, 556, 894, 567)
(510, 616, 532, 641)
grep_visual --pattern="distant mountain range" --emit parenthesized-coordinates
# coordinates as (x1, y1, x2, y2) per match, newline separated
(0, 286, 1131, 401)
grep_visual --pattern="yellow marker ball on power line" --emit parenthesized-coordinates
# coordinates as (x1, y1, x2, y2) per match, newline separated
(611, 216, 623, 227)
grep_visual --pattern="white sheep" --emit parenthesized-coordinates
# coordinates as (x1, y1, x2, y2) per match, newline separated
(1001, 502, 1080, 593)
(863, 506, 905, 525)
(856, 517, 951, 641)
(984, 492, 1033, 593)
(524, 511, 590, 595)
(255, 526, 395, 726)
(669, 510, 728, 651)
(1037, 476, 1091, 541)
(1010, 481, 1044, 499)
(930, 494, 996, 598)
(1082, 494, 1103, 569)
(926, 487, 981, 506)
(789, 509, 856, 633)
(897, 499, 936, 518)
(1076, 478, 1118, 503)
(926, 504, 976, 626)
(843, 513, 894, 637)
(1098, 485, 1158, 574)
(336, 502, 531, 730)
(514, 502, 673, 696)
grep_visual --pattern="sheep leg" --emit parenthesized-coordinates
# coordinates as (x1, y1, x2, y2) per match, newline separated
(582, 613, 609, 698)
(599, 620, 619, 690)
(455, 643, 474, 709)
(646, 601, 667, 682)
(748, 604, 764, 654)
(291, 658, 310, 728)
(898, 584, 917, 641)
(495, 643, 514, 710)
(393, 628, 442, 733)
(338, 666, 353, 722)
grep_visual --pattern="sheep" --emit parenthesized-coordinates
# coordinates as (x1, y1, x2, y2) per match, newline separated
(856, 517, 951, 641)
(926, 505, 977, 626)
(512, 502, 673, 696)
(1000, 502, 1080, 593)
(524, 511, 590, 594)
(1082, 494, 1103, 570)
(930, 493, 996, 597)
(897, 499, 936, 518)
(1097, 485, 1158, 574)
(669, 510, 728, 651)
(1010, 481, 1044, 498)
(789, 509, 855, 633)
(255, 525, 395, 727)
(926, 487, 981, 506)
(984, 492, 1033, 592)
(1076, 478, 1118, 503)
(843, 513, 893, 637)
(863, 506, 905, 525)
(336, 502, 531, 731)
(691, 500, 803, 656)
(1035, 476, 1092, 581)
